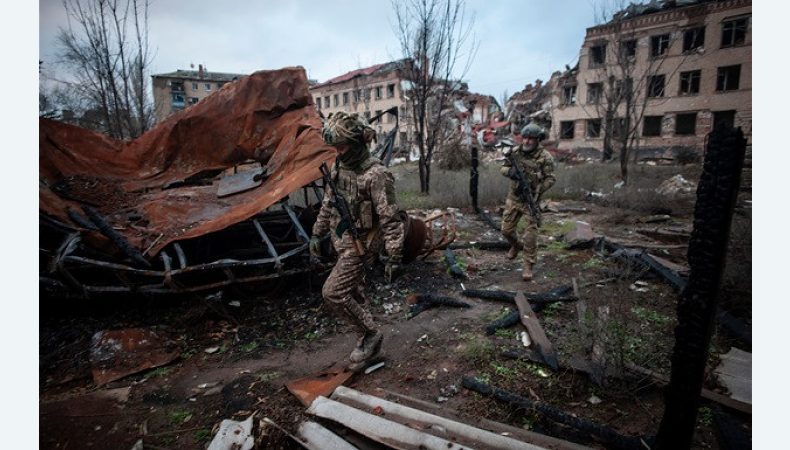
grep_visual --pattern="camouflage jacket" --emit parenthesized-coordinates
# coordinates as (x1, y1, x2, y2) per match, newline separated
(500, 145, 556, 203)
(312, 157, 405, 259)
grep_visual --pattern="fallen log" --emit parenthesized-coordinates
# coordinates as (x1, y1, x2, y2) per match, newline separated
(406, 293, 472, 319)
(514, 292, 559, 370)
(463, 285, 577, 305)
(462, 377, 649, 450)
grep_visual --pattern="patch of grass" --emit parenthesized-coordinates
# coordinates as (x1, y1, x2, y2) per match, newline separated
(540, 220, 575, 236)
(582, 256, 605, 270)
(476, 372, 492, 384)
(303, 330, 320, 341)
(632, 306, 672, 325)
(543, 240, 567, 252)
(195, 429, 212, 442)
(541, 302, 564, 317)
(144, 366, 173, 379)
(490, 361, 517, 379)
(240, 341, 259, 353)
(698, 406, 713, 426)
(481, 307, 513, 323)
(391, 162, 509, 209)
(463, 340, 496, 366)
(257, 371, 280, 383)
(168, 410, 192, 426)
(494, 328, 515, 339)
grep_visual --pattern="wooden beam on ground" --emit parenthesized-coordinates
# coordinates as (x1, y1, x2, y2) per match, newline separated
(332, 386, 546, 450)
(514, 292, 559, 370)
(307, 395, 467, 450)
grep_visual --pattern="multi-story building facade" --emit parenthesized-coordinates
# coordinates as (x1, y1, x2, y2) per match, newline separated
(309, 60, 412, 149)
(550, 0, 751, 158)
(151, 65, 245, 123)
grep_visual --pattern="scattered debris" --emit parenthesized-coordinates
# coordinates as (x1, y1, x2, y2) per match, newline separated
(364, 361, 386, 375)
(406, 293, 472, 319)
(285, 367, 354, 407)
(514, 292, 559, 370)
(563, 221, 599, 249)
(636, 214, 672, 224)
(443, 248, 467, 279)
(426, 370, 438, 380)
(204, 347, 220, 354)
(89, 328, 180, 386)
(713, 347, 751, 405)
(588, 395, 602, 405)
(655, 174, 696, 196)
(297, 420, 357, 450)
(207, 415, 254, 450)
(519, 331, 532, 347)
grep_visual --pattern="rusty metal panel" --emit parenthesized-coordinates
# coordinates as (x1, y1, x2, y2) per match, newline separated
(89, 328, 181, 385)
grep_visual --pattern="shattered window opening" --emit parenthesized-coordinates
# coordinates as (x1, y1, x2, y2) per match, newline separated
(560, 121, 575, 139)
(342, 92, 349, 105)
(679, 70, 701, 95)
(587, 83, 603, 104)
(586, 119, 601, 138)
(562, 85, 577, 105)
(205, 83, 212, 91)
(650, 33, 670, 58)
(333, 94, 339, 107)
(387, 84, 395, 98)
(683, 26, 705, 52)
(374, 86, 382, 100)
(324, 96, 330, 108)
(192, 82, 198, 90)
(620, 39, 637, 60)
(642, 115, 663, 137)
(647, 74, 665, 98)
(589, 43, 607, 67)
(675, 112, 697, 135)
(611, 117, 629, 139)
(713, 110, 736, 130)
(716, 65, 741, 91)
(721, 16, 749, 48)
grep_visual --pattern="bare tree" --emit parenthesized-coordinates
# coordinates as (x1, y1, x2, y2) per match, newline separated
(55, 0, 153, 139)
(392, 0, 477, 194)
(580, 0, 693, 184)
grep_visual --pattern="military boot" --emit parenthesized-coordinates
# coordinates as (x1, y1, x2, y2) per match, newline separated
(507, 245, 520, 260)
(349, 330, 383, 365)
(522, 262, 533, 282)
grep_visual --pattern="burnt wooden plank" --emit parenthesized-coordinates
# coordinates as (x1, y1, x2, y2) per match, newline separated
(514, 292, 559, 370)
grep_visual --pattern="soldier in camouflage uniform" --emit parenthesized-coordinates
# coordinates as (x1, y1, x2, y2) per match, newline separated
(309, 112, 406, 370)
(500, 123, 556, 281)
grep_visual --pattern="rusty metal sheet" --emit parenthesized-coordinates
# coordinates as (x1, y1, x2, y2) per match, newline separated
(286, 367, 354, 407)
(217, 167, 267, 197)
(40, 67, 335, 257)
(89, 328, 181, 385)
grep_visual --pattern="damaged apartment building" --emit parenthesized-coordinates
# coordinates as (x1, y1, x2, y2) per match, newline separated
(151, 64, 245, 122)
(549, 0, 751, 160)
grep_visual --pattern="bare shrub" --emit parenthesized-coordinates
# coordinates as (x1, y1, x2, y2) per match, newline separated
(436, 137, 471, 170)
(392, 162, 508, 210)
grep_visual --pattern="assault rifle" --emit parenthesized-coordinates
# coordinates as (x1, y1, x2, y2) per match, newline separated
(504, 149, 542, 227)
(319, 162, 366, 256)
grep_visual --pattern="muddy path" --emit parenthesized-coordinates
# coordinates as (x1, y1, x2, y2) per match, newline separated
(39, 200, 750, 449)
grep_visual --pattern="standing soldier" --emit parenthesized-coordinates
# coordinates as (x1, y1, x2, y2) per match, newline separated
(310, 112, 405, 371)
(500, 123, 556, 281)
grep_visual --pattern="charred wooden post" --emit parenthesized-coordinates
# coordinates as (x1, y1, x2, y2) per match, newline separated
(82, 206, 151, 268)
(406, 293, 471, 319)
(655, 127, 747, 449)
(462, 377, 649, 450)
(443, 248, 467, 279)
(463, 285, 576, 305)
(470, 144, 479, 212)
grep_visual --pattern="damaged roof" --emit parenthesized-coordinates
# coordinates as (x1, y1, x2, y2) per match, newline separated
(310, 59, 410, 89)
(151, 69, 246, 81)
(40, 66, 335, 258)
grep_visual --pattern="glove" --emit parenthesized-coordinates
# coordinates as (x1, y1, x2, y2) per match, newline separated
(385, 255, 402, 284)
(309, 236, 321, 257)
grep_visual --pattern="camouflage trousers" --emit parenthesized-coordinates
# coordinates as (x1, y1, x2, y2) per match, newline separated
(501, 197, 539, 264)
(321, 234, 377, 335)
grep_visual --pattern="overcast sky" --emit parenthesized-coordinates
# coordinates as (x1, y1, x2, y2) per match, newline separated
(39, 0, 598, 99)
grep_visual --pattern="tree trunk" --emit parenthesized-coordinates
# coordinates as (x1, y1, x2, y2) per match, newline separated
(654, 127, 747, 449)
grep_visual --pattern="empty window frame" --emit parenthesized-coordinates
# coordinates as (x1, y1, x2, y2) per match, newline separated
(589, 43, 607, 66)
(612, 118, 629, 139)
(205, 83, 212, 91)
(315, 97, 321, 108)
(716, 65, 741, 91)
(586, 119, 601, 138)
(192, 82, 198, 90)
(374, 86, 382, 100)
(399, 131, 408, 145)
(188, 97, 199, 105)
(679, 70, 701, 95)
(342, 92, 349, 105)
(620, 39, 637, 59)
(560, 121, 575, 139)
(712, 110, 736, 130)
(642, 115, 663, 137)
(650, 34, 670, 57)
(562, 85, 577, 105)
(324, 96, 330, 108)
(647, 75, 665, 98)
(721, 17, 748, 48)
(587, 83, 603, 104)
(615, 78, 633, 99)
(387, 83, 395, 98)
(683, 26, 705, 52)
(675, 112, 697, 135)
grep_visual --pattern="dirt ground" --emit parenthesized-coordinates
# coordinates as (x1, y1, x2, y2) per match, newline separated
(39, 198, 751, 449)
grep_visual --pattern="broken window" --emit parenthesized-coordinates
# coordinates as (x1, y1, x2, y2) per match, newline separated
(365, 89, 371, 100)
(560, 121, 575, 139)
(192, 82, 198, 90)
(374, 86, 382, 100)
(683, 26, 705, 52)
(315, 97, 321, 108)
(342, 92, 349, 105)
(188, 97, 199, 105)
(333, 94, 339, 107)
(399, 131, 407, 145)
(679, 70, 701, 95)
(647, 75, 665, 98)
(387, 84, 395, 98)
(650, 34, 670, 57)
(615, 78, 633, 100)
(586, 119, 601, 138)
(721, 16, 748, 48)
(171, 81, 185, 93)
(643, 115, 663, 137)
(324, 96, 330, 108)
(171, 93, 185, 108)
(716, 65, 741, 91)
(205, 83, 212, 91)
(611, 118, 629, 139)
(589, 43, 606, 67)
(587, 83, 603, 104)
(675, 112, 697, 135)
(562, 85, 577, 105)
(620, 39, 637, 59)
(712, 110, 736, 130)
